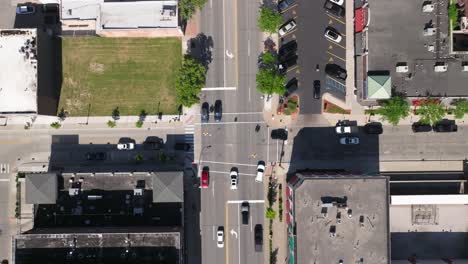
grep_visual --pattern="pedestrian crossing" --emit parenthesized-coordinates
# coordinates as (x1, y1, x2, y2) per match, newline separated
(184, 125, 194, 153)
(0, 163, 10, 174)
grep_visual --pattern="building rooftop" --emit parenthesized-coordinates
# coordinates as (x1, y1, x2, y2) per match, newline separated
(152, 171, 183, 203)
(61, 0, 178, 30)
(25, 173, 57, 204)
(293, 176, 390, 264)
(0, 29, 38, 113)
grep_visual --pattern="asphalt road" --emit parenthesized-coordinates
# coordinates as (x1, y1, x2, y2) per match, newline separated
(198, 0, 268, 263)
(281, 0, 347, 114)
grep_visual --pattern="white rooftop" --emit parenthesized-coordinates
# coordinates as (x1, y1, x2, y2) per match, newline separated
(0, 29, 38, 113)
(61, 0, 178, 30)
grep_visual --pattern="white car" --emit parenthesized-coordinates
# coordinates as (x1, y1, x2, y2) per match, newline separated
(279, 19, 297, 37)
(335, 126, 351, 134)
(329, 0, 344, 6)
(324, 29, 342, 43)
(117, 142, 135, 150)
(340, 137, 359, 145)
(217, 228, 224, 248)
(255, 162, 265, 183)
(230, 169, 238, 190)
(16, 5, 36, 14)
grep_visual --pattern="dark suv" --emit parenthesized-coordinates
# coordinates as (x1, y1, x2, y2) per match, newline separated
(278, 55, 298, 74)
(254, 224, 263, 252)
(214, 100, 222, 122)
(241, 202, 250, 225)
(278, 40, 297, 61)
(278, 0, 298, 12)
(323, 1, 345, 17)
(284, 78, 298, 96)
(412, 122, 432, 133)
(325, 64, 347, 80)
(201, 102, 209, 122)
(433, 120, 458, 132)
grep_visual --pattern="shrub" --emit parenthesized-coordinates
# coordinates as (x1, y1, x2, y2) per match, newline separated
(135, 120, 144, 128)
(107, 120, 116, 128)
(50, 122, 61, 129)
(266, 207, 276, 220)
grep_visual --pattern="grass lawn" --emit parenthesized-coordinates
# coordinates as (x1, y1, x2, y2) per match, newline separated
(59, 37, 181, 116)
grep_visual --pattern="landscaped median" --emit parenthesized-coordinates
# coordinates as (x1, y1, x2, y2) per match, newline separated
(58, 37, 182, 116)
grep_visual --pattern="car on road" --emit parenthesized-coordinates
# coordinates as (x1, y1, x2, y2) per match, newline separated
(412, 122, 432, 133)
(201, 167, 210, 188)
(313, 80, 321, 99)
(278, 55, 298, 74)
(278, 0, 298, 12)
(201, 102, 209, 123)
(284, 78, 298, 97)
(340, 137, 359, 145)
(278, 40, 297, 59)
(324, 28, 342, 43)
(16, 5, 36, 14)
(217, 227, 224, 248)
(241, 202, 250, 225)
(323, 1, 345, 17)
(174, 142, 191, 151)
(230, 168, 238, 190)
(254, 224, 263, 252)
(278, 19, 297, 36)
(143, 136, 164, 150)
(255, 161, 266, 183)
(433, 120, 458, 132)
(325, 64, 347, 80)
(214, 100, 222, 122)
(329, 0, 345, 6)
(117, 143, 134, 150)
(364, 122, 383, 134)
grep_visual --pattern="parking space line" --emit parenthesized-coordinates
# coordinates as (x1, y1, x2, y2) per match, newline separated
(326, 14, 345, 24)
(209, 170, 256, 177)
(280, 4, 298, 13)
(326, 39, 346, 49)
(326, 51, 346, 62)
(286, 65, 299, 73)
(226, 204, 229, 264)
(327, 76, 346, 86)
(281, 28, 297, 38)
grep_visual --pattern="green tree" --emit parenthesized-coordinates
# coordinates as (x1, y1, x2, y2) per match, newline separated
(453, 99, 468, 119)
(175, 56, 206, 107)
(257, 6, 283, 34)
(107, 120, 116, 128)
(112, 107, 120, 120)
(135, 120, 144, 128)
(50, 122, 61, 129)
(266, 207, 276, 220)
(260, 51, 276, 68)
(448, 4, 458, 22)
(256, 69, 286, 95)
(418, 99, 445, 125)
(179, 0, 207, 20)
(377, 96, 410, 126)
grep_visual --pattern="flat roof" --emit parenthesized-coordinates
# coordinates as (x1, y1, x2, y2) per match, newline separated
(61, 0, 178, 30)
(0, 29, 38, 113)
(293, 176, 389, 264)
(367, 0, 468, 97)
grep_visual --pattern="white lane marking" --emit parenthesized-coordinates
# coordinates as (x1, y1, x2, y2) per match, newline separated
(212, 180, 215, 197)
(267, 127, 270, 165)
(250, 214, 253, 232)
(202, 87, 237, 91)
(210, 0, 212, 8)
(276, 140, 279, 162)
(230, 229, 238, 238)
(213, 226, 215, 240)
(0, 179, 10, 182)
(200, 160, 257, 167)
(223, 0, 226, 86)
(226, 50, 234, 59)
(227, 200, 265, 204)
(196, 121, 266, 125)
(238, 204, 241, 264)
(247, 39, 251, 56)
(209, 170, 256, 177)
(248, 86, 251, 102)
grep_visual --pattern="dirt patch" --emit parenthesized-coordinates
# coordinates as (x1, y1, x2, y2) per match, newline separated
(89, 62, 105, 74)
(323, 99, 351, 114)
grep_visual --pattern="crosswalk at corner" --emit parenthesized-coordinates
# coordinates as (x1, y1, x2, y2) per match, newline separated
(0, 163, 10, 174)
(184, 125, 194, 153)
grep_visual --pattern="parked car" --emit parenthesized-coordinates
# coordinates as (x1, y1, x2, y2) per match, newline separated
(279, 19, 297, 36)
(143, 136, 164, 150)
(329, 0, 345, 6)
(278, 40, 297, 60)
(117, 143, 134, 150)
(174, 143, 191, 151)
(324, 28, 342, 43)
(217, 227, 225, 248)
(412, 122, 432, 133)
(335, 126, 351, 134)
(433, 120, 458, 132)
(284, 78, 298, 97)
(364, 122, 383, 134)
(278, 0, 298, 12)
(230, 168, 238, 190)
(201, 167, 210, 188)
(340, 137, 359, 145)
(254, 224, 263, 252)
(214, 100, 222, 122)
(241, 202, 250, 225)
(325, 64, 347, 80)
(16, 5, 35, 14)
(255, 161, 266, 183)
(313, 80, 321, 99)
(271, 129, 288, 140)
(201, 102, 209, 122)
(278, 55, 298, 74)
(323, 1, 345, 17)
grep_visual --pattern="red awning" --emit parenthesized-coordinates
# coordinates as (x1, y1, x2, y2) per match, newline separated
(355, 8, 365, 33)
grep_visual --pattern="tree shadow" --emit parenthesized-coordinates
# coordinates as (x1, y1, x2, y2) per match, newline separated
(186, 33, 214, 69)
(264, 37, 277, 53)
(270, 248, 279, 264)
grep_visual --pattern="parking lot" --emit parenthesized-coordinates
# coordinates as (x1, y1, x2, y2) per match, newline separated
(280, 0, 347, 114)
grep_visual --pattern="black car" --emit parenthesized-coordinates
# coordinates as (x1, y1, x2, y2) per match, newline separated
(412, 122, 432, 133)
(271, 129, 288, 140)
(214, 100, 222, 122)
(254, 224, 263, 252)
(278, 0, 298, 12)
(201, 102, 209, 122)
(284, 78, 298, 96)
(278, 40, 297, 61)
(323, 1, 345, 17)
(364, 122, 383, 134)
(325, 63, 347, 80)
(143, 136, 164, 150)
(241, 202, 250, 225)
(313, 80, 321, 99)
(433, 120, 458, 132)
(278, 55, 298, 74)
